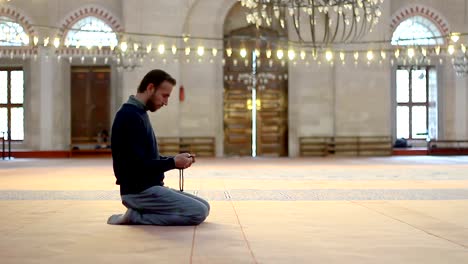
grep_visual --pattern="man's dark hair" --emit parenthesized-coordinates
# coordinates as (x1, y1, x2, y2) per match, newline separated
(137, 69, 176, 93)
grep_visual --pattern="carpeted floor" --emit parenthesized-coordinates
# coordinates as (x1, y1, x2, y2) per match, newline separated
(0, 156, 467, 263)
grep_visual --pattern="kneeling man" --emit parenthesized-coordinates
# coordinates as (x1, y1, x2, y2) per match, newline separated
(108, 69, 209, 225)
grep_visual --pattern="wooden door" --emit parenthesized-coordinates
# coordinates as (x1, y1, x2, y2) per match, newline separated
(223, 52, 252, 156)
(71, 67, 110, 144)
(223, 26, 288, 157)
(256, 79, 288, 157)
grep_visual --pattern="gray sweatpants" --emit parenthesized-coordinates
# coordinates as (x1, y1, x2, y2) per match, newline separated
(118, 186, 210, 225)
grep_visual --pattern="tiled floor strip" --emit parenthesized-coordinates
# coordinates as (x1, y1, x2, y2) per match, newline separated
(1, 189, 468, 201)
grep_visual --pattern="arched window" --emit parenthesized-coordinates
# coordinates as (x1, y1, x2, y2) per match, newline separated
(0, 16, 29, 46)
(65, 16, 118, 47)
(392, 15, 441, 141)
(391, 16, 443, 46)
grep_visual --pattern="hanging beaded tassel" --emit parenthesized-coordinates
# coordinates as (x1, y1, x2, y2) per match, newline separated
(179, 169, 184, 192)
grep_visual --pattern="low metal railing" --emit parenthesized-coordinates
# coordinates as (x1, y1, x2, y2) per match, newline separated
(1, 131, 11, 160)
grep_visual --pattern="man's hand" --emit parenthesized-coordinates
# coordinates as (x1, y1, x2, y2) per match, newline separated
(174, 153, 194, 169)
(189, 154, 196, 163)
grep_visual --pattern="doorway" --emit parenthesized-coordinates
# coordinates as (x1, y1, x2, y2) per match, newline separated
(71, 66, 111, 146)
(395, 66, 438, 144)
(223, 26, 288, 157)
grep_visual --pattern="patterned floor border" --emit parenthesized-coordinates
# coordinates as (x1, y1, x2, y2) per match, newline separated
(1, 189, 468, 201)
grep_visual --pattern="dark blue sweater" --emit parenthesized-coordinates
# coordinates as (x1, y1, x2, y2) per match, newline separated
(111, 101, 175, 195)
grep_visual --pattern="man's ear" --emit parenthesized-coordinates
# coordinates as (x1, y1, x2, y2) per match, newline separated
(147, 83, 155, 93)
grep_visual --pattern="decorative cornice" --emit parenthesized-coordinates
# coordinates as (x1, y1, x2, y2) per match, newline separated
(390, 5, 450, 36)
(0, 5, 35, 35)
(58, 4, 123, 40)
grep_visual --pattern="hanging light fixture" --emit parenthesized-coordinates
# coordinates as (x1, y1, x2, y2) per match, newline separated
(452, 40, 468, 76)
(241, 0, 384, 47)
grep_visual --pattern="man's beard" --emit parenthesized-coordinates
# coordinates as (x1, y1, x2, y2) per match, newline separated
(146, 100, 158, 112)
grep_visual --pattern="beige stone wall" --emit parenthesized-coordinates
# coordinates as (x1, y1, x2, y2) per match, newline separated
(3, 0, 468, 155)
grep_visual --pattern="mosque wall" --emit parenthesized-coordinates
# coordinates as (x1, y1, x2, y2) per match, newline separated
(388, 0, 467, 140)
(2, 0, 467, 156)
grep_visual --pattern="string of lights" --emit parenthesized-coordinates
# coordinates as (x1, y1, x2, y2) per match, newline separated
(1, 16, 468, 75)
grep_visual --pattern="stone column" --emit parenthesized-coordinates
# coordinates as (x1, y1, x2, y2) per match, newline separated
(28, 48, 69, 150)
(455, 75, 468, 139)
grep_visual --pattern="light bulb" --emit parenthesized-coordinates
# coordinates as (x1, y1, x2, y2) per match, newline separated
(197, 46, 205, 57)
(380, 50, 386, 59)
(120, 42, 128, 52)
(288, 49, 295, 60)
(255, 49, 260, 57)
(240, 48, 247, 58)
(23, 35, 29, 45)
(276, 49, 284, 60)
(354, 51, 359, 60)
(407, 48, 415, 58)
(448, 45, 455, 55)
(53, 37, 60, 48)
(450, 33, 460, 43)
(325, 50, 333, 61)
(340, 51, 345, 61)
(312, 49, 318, 60)
(158, 44, 165, 54)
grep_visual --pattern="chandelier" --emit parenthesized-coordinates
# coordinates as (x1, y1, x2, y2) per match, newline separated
(452, 54, 468, 76)
(241, 0, 384, 47)
(237, 72, 279, 90)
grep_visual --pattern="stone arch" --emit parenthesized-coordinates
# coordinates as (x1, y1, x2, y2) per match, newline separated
(57, 4, 123, 40)
(182, 0, 237, 38)
(0, 4, 35, 36)
(390, 5, 450, 37)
